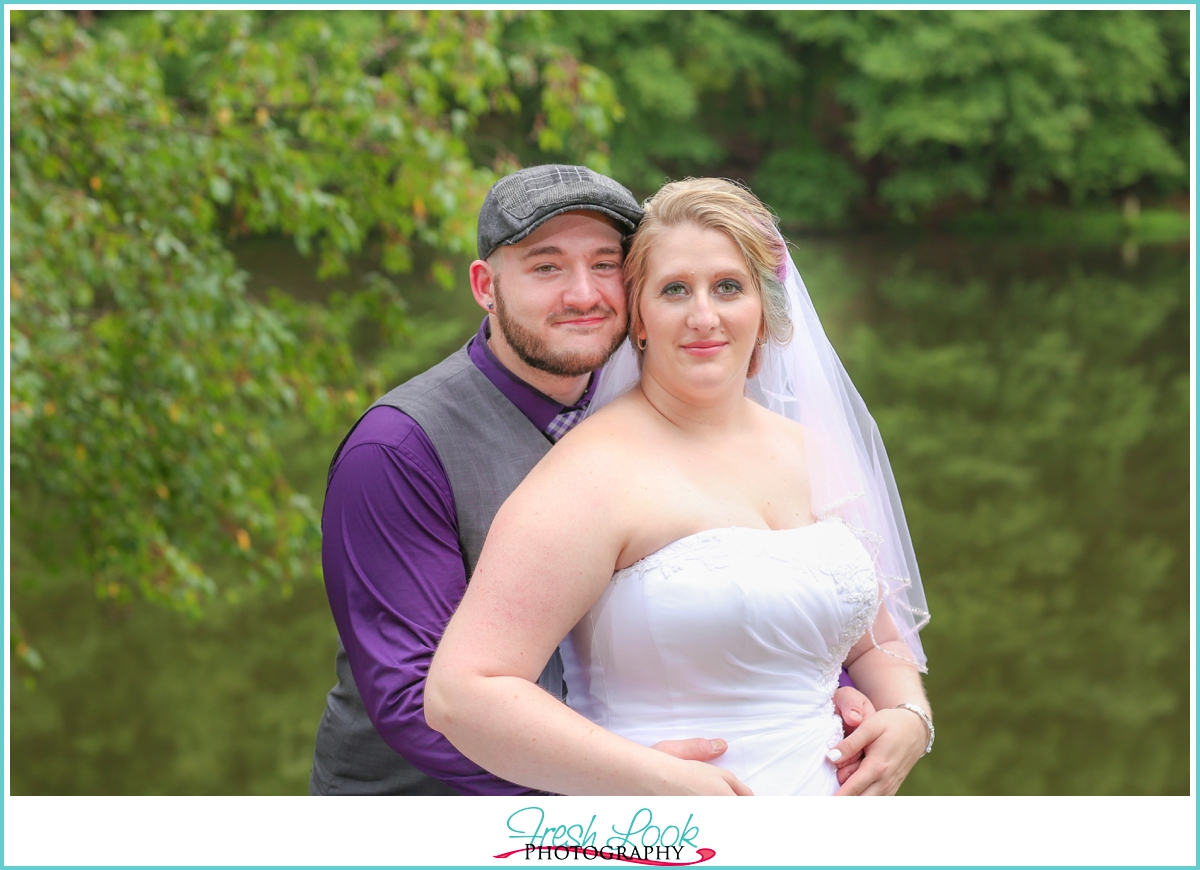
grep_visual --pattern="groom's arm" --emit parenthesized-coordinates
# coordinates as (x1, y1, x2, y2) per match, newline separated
(322, 406, 540, 795)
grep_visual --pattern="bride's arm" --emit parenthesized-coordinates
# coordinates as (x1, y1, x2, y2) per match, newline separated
(833, 608, 932, 796)
(424, 437, 750, 796)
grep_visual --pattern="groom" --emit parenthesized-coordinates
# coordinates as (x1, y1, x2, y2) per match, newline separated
(310, 165, 875, 795)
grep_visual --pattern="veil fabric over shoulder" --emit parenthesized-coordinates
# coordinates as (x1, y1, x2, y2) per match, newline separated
(588, 246, 930, 671)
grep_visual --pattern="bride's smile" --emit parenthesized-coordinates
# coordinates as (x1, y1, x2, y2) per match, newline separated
(635, 224, 763, 403)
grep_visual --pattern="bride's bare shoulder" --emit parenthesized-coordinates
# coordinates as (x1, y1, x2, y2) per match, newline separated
(520, 392, 652, 489)
(491, 393, 654, 554)
(559, 391, 650, 447)
(745, 399, 813, 452)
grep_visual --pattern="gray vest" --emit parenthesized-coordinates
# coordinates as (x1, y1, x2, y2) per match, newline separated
(309, 345, 561, 795)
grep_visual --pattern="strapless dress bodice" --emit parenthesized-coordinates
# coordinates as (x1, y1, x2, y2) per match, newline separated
(560, 518, 879, 795)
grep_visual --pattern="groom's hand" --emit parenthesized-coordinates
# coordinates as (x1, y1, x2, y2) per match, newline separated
(650, 739, 752, 794)
(832, 686, 875, 783)
(650, 737, 728, 763)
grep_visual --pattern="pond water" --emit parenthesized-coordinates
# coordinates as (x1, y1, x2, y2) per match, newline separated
(10, 232, 1190, 795)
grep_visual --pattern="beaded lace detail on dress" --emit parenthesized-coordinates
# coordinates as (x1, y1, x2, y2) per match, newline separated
(811, 517, 881, 700)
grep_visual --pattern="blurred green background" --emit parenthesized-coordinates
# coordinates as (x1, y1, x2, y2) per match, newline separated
(9, 9, 1191, 795)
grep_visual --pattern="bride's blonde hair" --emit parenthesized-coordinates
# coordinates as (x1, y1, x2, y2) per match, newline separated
(623, 178, 793, 376)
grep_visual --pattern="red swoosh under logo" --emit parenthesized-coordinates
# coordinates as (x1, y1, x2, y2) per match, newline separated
(493, 847, 716, 866)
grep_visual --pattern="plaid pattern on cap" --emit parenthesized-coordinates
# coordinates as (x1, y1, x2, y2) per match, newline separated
(477, 165, 643, 260)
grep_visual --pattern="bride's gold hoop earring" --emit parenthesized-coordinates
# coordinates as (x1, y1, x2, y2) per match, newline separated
(636, 336, 647, 351)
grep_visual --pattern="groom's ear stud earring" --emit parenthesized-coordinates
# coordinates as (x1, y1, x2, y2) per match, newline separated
(486, 302, 495, 310)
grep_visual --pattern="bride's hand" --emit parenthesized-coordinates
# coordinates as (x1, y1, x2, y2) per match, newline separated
(828, 708, 928, 796)
(832, 686, 876, 783)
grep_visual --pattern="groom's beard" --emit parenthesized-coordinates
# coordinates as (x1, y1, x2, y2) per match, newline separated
(493, 280, 627, 378)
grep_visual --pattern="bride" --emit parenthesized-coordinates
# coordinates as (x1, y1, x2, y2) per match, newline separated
(426, 178, 931, 795)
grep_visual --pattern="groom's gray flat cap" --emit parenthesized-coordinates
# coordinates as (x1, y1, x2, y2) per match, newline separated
(477, 164, 643, 260)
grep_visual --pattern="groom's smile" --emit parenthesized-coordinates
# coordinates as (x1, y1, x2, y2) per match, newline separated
(473, 210, 629, 391)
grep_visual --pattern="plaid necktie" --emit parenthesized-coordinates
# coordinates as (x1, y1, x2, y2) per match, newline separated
(545, 403, 589, 443)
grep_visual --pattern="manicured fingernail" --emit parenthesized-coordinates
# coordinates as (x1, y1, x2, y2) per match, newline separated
(848, 710, 862, 723)
(826, 748, 842, 763)
(710, 739, 726, 752)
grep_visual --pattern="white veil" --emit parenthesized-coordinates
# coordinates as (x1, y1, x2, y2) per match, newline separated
(589, 244, 930, 671)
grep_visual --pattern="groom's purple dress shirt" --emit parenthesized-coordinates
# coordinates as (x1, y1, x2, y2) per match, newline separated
(322, 318, 595, 795)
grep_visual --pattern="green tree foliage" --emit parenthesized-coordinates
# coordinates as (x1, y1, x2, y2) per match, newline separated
(778, 10, 1188, 220)
(517, 11, 799, 194)
(8, 10, 619, 665)
(537, 10, 1189, 224)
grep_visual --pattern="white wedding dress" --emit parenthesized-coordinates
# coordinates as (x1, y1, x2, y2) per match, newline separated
(560, 518, 880, 795)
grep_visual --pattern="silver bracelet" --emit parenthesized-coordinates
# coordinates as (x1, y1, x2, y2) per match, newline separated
(894, 703, 934, 755)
